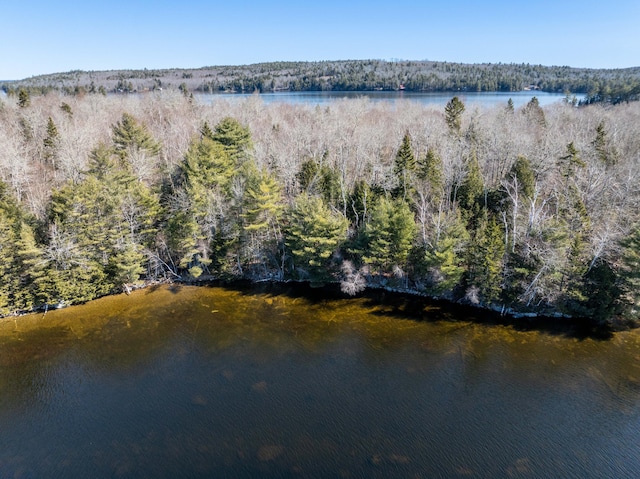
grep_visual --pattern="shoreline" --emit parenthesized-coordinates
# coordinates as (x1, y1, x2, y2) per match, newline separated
(174, 277, 625, 338)
(0, 276, 626, 339)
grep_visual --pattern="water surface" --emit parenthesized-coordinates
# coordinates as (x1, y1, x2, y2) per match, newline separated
(0, 284, 638, 478)
(198, 90, 579, 108)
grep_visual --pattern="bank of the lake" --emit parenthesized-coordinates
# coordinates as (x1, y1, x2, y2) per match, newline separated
(177, 278, 624, 337)
(0, 274, 625, 339)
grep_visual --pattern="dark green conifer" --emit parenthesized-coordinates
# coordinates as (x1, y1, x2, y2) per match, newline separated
(285, 195, 348, 281)
(393, 132, 416, 200)
(347, 179, 372, 227)
(558, 142, 585, 180)
(361, 197, 417, 273)
(466, 214, 505, 304)
(211, 117, 253, 162)
(111, 112, 161, 161)
(43, 116, 60, 166)
(417, 147, 444, 196)
(200, 120, 214, 140)
(423, 211, 469, 294)
(60, 102, 73, 117)
(457, 150, 484, 218)
(592, 121, 617, 168)
(444, 96, 465, 135)
(523, 96, 546, 127)
(506, 98, 514, 113)
(17, 88, 30, 108)
(509, 155, 535, 200)
(619, 226, 640, 318)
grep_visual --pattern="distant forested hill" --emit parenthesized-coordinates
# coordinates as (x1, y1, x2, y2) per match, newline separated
(3, 60, 640, 103)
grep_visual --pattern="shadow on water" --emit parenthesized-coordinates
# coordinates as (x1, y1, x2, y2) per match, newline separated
(145, 282, 184, 294)
(210, 279, 615, 340)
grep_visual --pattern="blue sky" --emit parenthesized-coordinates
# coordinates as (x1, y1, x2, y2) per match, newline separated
(2, 0, 638, 80)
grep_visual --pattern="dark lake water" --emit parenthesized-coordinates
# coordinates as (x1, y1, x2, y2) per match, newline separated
(1, 284, 639, 478)
(199, 90, 580, 108)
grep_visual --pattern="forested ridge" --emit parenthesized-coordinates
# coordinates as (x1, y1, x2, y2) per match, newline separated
(3, 59, 640, 104)
(1, 90, 639, 326)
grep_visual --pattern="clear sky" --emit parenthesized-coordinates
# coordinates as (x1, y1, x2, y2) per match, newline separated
(2, 0, 638, 80)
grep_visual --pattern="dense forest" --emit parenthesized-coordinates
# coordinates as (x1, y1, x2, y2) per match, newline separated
(3, 60, 640, 104)
(0, 89, 639, 326)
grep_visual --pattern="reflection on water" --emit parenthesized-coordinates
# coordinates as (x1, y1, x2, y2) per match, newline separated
(0, 284, 639, 478)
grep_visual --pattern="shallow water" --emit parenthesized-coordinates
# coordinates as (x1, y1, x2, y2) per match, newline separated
(0, 284, 638, 478)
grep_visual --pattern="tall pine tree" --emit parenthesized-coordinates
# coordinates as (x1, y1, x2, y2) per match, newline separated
(393, 132, 416, 200)
(285, 195, 348, 282)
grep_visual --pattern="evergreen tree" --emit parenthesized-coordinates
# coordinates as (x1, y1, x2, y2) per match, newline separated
(523, 96, 546, 127)
(13, 222, 47, 310)
(581, 259, 624, 323)
(465, 214, 505, 304)
(86, 142, 118, 179)
(496, 241, 540, 307)
(543, 215, 590, 314)
(508, 155, 535, 200)
(211, 117, 253, 163)
(168, 134, 239, 278)
(0, 182, 30, 314)
(558, 142, 585, 181)
(506, 98, 514, 113)
(241, 168, 284, 275)
(297, 158, 320, 192)
(48, 154, 160, 296)
(285, 195, 348, 282)
(456, 150, 484, 220)
(361, 197, 417, 274)
(108, 241, 146, 286)
(347, 179, 372, 227)
(243, 171, 282, 233)
(416, 147, 444, 196)
(393, 132, 416, 200)
(60, 102, 73, 117)
(17, 88, 30, 108)
(165, 191, 207, 279)
(43, 116, 60, 167)
(181, 136, 235, 193)
(423, 210, 469, 294)
(592, 121, 617, 168)
(562, 233, 589, 308)
(296, 155, 341, 209)
(49, 177, 115, 262)
(200, 120, 214, 140)
(38, 222, 109, 305)
(619, 225, 640, 318)
(555, 143, 588, 237)
(444, 96, 465, 135)
(0, 212, 16, 315)
(111, 112, 161, 161)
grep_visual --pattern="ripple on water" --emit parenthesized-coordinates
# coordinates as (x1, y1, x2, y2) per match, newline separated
(0, 284, 638, 479)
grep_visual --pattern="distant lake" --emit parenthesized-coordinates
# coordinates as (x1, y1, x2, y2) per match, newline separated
(198, 90, 581, 108)
(0, 89, 579, 108)
(1, 283, 638, 478)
